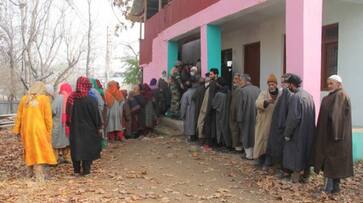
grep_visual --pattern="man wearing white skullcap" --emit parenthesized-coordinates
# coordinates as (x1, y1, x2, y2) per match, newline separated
(190, 66, 200, 83)
(313, 74, 353, 194)
(328, 74, 343, 84)
(326, 74, 343, 93)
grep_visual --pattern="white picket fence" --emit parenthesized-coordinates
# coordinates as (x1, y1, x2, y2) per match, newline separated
(0, 100, 19, 115)
(0, 100, 18, 129)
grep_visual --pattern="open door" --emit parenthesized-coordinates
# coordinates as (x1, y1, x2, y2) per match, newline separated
(221, 49, 233, 88)
(244, 42, 260, 87)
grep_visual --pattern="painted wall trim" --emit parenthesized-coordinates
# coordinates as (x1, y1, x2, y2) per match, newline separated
(143, 0, 268, 83)
(167, 41, 178, 75)
(207, 25, 222, 74)
(353, 132, 363, 162)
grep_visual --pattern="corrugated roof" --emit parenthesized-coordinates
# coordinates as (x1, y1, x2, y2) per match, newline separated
(127, 0, 145, 22)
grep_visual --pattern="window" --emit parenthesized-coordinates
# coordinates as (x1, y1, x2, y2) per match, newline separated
(321, 23, 338, 90)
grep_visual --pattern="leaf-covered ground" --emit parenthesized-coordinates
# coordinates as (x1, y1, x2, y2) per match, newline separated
(0, 129, 362, 202)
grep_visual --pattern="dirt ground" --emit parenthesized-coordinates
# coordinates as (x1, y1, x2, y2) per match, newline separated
(0, 129, 362, 203)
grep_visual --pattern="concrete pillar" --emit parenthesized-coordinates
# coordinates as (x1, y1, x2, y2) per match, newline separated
(286, 0, 323, 113)
(201, 24, 222, 77)
(158, 0, 162, 11)
(167, 41, 178, 75)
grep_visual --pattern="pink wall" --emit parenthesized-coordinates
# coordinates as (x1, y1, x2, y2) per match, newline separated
(140, 0, 219, 65)
(286, 0, 323, 116)
(143, 0, 323, 120)
(143, 0, 268, 83)
(200, 25, 208, 77)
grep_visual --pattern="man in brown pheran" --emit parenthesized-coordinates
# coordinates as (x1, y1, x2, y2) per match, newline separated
(313, 74, 353, 194)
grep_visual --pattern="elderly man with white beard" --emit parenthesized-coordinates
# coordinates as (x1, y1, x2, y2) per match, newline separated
(313, 75, 353, 194)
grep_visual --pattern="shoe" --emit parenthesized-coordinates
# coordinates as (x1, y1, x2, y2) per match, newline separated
(214, 147, 228, 153)
(26, 167, 34, 179)
(331, 187, 340, 194)
(62, 160, 71, 164)
(201, 145, 212, 152)
(324, 178, 337, 193)
(235, 146, 243, 151)
(254, 160, 262, 167)
(277, 171, 291, 180)
(291, 172, 300, 183)
(331, 179, 340, 194)
(73, 172, 81, 177)
(190, 136, 198, 142)
(241, 155, 253, 160)
(82, 170, 91, 176)
(299, 175, 310, 183)
(57, 157, 63, 164)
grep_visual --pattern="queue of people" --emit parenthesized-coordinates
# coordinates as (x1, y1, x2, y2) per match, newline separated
(171, 61, 353, 194)
(13, 76, 163, 180)
(12, 62, 354, 194)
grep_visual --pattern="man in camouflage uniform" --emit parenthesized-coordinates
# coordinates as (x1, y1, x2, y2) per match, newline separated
(166, 61, 184, 118)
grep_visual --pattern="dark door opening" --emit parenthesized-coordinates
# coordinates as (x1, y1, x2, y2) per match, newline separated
(244, 42, 260, 87)
(221, 49, 233, 89)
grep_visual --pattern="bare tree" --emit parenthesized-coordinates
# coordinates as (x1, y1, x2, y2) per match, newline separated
(17, 0, 66, 85)
(112, 0, 137, 35)
(0, 1, 23, 94)
(0, 0, 87, 97)
(53, 20, 86, 89)
(85, 0, 93, 77)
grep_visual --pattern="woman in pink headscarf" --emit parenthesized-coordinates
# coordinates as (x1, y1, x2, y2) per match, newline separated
(52, 82, 73, 164)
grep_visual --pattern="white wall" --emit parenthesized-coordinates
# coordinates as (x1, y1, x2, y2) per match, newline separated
(221, 15, 285, 90)
(221, 0, 363, 126)
(181, 39, 201, 64)
(323, 0, 363, 127)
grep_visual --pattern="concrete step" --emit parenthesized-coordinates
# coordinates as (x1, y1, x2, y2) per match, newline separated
(158, 117, 184, 132)
(154, 117, 184, 136)
(153, 125, 181, 136)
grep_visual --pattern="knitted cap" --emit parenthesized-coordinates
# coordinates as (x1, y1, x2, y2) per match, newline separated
(267, 74, 278, 84)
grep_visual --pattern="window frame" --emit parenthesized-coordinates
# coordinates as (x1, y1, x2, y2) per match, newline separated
(321, 23, 339, 90)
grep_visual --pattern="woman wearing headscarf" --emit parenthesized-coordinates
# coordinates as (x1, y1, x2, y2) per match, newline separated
(89, 78, 105, 112)
(149, 78, 161, 117)
(52, 82, 73, 164)
(66, 76, 101, 176)
(143, 83, 156, 133)
(158, 71, 171, 115)
(127, 90, 141, 138)
(121, 89, 132, 139)
(133, 84, 146, 135)
(104, 80, 125, 142)
(13, 81, 57, 181)
(89, 78, 107, 147)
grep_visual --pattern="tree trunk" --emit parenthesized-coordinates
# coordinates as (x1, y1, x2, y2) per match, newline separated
(86, 0, 92, 77)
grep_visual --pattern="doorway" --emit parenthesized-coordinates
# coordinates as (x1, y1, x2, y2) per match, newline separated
(244, 42, 260, 87)
(221, 49, 233, 88)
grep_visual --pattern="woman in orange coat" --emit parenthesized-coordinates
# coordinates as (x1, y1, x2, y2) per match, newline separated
(13, 81, 57, 181)
(104, 81, 125, 142)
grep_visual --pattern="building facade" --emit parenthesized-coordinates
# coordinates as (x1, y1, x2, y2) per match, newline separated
(139, 0, 363, 160)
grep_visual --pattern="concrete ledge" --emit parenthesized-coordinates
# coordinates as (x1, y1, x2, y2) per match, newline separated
(353, 128, 363, 133)
(353, 131, 363, 162)
(154, 120, 363, 162)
